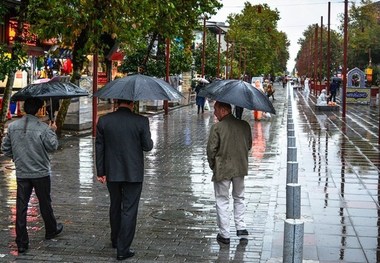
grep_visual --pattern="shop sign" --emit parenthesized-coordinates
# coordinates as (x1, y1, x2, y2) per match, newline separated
(98, 72, 108, 85)
(8, 19, 37, 46)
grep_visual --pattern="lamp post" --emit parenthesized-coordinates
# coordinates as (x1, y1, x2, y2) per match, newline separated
(342, 0, 348, 118)
(164, 37, 170, 115)
(201, 16, 206, 78)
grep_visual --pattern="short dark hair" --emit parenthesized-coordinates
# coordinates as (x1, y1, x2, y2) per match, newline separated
(215, 101, 232, 112)
(23, 98, 44, 115)
(116, 99, 133, 105)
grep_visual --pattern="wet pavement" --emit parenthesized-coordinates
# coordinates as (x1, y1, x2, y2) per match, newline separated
(0, 84, 379, 262)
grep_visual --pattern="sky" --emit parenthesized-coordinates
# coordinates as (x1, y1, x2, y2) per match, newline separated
(210, 0, 361, 73)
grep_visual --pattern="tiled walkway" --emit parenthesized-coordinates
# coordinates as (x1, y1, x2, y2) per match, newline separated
(0, 84, 379, 262)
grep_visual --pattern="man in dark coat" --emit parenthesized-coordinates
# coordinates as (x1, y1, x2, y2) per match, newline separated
(95, 99, 153, 261)
(329, 79, 339, 102)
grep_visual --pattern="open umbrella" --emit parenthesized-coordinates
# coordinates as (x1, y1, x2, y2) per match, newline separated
(93, 74, 184, 101)
(11, 82, 89, 101)
(192, 77, 209, 84)
(198, 79, 276, 114)
(11, 81, 89, 121)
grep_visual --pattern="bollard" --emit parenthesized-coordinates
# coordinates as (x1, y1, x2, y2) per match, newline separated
(286, 183, 301, 219)
(287, 136, 296, 147)
(287, 129, 295, 137)
(287, 147, 297, 162)
(283, 219, 304, 263)
(286, 161, 298, 184)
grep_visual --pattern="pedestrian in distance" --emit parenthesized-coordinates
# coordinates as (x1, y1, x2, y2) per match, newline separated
(317, 89, 330, 106)
(95, 99, 153, 261)
(304, 77, 310, 99)
(329, 79, 339, 103)
(1, 98, 63, 254)
(253, 79, 264, 121)
(264, 79, 275, 100)
(234, 105, 244, 120)
(282, 76, 287, 88)
(195, 82, 206, 114)
(207, 101, 252, 245)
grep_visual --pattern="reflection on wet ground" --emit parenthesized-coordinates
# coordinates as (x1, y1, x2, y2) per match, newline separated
(282, 89, 380, 262)
(0, 84, 379, 262)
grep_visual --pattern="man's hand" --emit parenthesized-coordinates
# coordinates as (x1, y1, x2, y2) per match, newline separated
(49, 121, 57, 131)
(97, 176, 106, 184)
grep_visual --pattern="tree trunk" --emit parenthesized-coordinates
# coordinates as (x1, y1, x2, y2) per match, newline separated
(0, 73, 15, 140)
(54, 27, 89, 137)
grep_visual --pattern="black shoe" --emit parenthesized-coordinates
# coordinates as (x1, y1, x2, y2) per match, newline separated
(117, 250, 135, 260)
(18, 244, 28, 253)
(45, 223, 63, 240)
(236, 229, 249, 237)
(216, 234, 230, 244)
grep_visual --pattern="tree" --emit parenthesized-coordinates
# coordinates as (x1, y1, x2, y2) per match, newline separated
(226, 3, 289, 78)
(26, 0, 221, 135)
(118, 37, 192, 77)
(0, 0, 29, 139)
(295, 25, 342, 78)
(347, 0, 380, 72)
(192, 29, 223, 78)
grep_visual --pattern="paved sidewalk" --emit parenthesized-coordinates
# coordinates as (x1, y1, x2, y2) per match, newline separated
(0, 83, 379, 262)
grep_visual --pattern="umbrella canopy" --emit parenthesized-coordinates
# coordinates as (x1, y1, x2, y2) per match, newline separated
(93, 74, 184, 101)
(192, 77, 210, 84)
(11, 82, 89, 101)
(198, 79, 276, 114)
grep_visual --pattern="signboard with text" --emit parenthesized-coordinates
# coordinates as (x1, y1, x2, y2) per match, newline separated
(97, 72, 108, 86)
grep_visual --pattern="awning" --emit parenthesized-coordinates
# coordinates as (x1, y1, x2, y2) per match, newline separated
(110, 50, 125, 61)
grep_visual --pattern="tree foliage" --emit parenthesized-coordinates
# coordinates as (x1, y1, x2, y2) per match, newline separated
(295, 0, 380, 85)
(226, 3, 289, 78)
(347, 0, 380, 70)
(192, 29, 223, 78)
(0, 0, 29, 139)
(295, 24, 342, 78)
(25, 0, 221, 135)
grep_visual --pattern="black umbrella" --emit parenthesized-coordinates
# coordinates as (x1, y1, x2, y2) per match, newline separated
(11, 82, 89, 101)
(93, 74, 184, 101)
(11, 81, 89, 121)
(198, 79, 276, 114)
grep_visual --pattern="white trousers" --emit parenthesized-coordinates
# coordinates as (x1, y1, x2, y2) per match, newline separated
(214, 176, 246, 238)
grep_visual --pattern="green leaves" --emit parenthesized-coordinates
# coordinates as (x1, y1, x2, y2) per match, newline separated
(227, 3, 288, 76)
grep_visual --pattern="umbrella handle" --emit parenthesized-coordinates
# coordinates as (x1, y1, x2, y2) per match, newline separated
(49, 98, 55, 123)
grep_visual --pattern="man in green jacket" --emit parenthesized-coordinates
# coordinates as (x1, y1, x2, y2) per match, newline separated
(207, 101, 252, 245)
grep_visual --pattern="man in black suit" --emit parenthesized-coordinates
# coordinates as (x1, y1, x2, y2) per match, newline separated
(95, 99, 153, 261)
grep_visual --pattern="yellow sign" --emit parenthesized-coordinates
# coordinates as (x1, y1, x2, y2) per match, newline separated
(365, 68, 373, 75)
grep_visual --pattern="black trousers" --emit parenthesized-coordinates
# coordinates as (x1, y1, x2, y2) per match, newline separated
(107, 182, 142, 256)
(16, 176, 57, 246)
(235, 106, 244, 120)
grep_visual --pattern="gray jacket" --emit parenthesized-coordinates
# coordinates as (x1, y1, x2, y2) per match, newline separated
(1, 115, 58, 178)
(207, 114, 252, 182)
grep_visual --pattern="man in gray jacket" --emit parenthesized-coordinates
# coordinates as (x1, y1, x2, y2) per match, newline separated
(207, 101, 252, 245)
(1, 98, 63, 253)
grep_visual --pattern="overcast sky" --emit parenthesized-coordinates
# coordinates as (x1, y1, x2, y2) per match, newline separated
(210, 0, 361, 73)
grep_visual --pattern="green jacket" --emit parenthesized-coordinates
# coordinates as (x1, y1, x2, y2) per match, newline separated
(207, 114, 252, 182)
